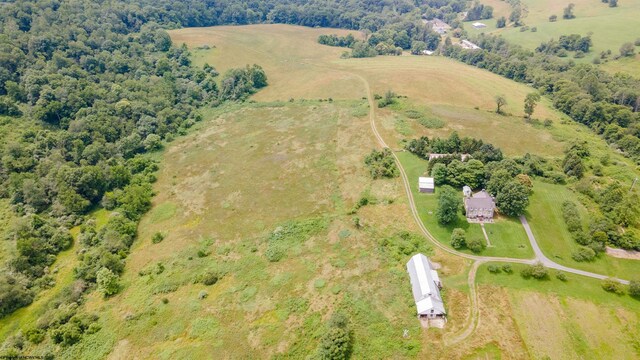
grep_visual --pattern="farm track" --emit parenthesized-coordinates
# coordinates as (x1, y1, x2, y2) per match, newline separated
(356, 73, 631, 344)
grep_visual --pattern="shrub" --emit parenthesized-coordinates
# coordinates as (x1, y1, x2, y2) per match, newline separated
(601, 278, 624, 294)
(571, 246, 596, 262)
(265, 244, 285, 262)
(96, 267, 120, 297)
(450, 228, 466, 249)
(467, 238, 485, 253)
(521, 263, 548, 279)
(364, 149, 398, 179)
(556, 272, 568, 282)
(25, 328, 46, 344)
(487, 264, 501, 273)
(200, 271, 220, 286)
(161, 298, 169, 304)
(502, 264, 513, 273)
(629, 280, 640, 298)
(151, 232, 165, 244)
(377, 90, 397, 108)
(317, 312, 352, 360)
(197, 249, 209, 258)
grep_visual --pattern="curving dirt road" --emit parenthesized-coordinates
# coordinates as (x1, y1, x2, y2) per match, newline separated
(357, 74, 630, 344)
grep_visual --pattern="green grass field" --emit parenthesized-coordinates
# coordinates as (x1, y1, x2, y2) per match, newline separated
(5, 23, 640, 359)
(52, 100, 472, 359)
(601, 54, 640, 78)
(477, 0, 640, 60)
(526, 181, 640, 280)
(477, 262, 640, 359)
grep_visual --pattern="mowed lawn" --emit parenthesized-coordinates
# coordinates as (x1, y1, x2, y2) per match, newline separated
(63, 101, 474, 359)
(477, 263, 640, 360)
(476, 0, 640, 58)
(397, 151, 534, 259)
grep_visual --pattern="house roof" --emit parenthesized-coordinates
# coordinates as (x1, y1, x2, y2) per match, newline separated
(419, 177, 435, 189)
(465, 190, 495, 210)
(406, 254, 445, 315)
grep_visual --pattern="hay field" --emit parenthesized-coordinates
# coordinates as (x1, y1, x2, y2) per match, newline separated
(477, 263, 640, 360)
(61, 100, 480, 359)
(476, 0, 640, 58)
(170, 24, 567, 157)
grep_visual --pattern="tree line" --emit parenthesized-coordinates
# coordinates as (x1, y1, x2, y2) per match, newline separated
(0, 0, 266, 328)
(442, 35, 640, 163)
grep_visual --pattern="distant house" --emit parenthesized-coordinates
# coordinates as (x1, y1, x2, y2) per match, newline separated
(458, 40, 481, 50)
(418, 177, 435, 193)
(472, 22, 487, 29)
(464, 189, 495, 223)
(428, 18, 451, 35)
(406, 254, 446, 323)
(428, 153, 470, 161)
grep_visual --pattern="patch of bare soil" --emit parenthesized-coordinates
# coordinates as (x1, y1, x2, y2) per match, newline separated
(606, 246, 640, 260)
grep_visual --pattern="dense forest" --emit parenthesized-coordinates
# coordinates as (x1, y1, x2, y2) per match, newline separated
(0, 0, 267, 336)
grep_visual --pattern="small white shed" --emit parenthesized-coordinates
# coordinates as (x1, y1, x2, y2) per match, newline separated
(418, 177, 435, 193)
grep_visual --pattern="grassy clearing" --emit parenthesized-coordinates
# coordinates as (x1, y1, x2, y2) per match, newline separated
(170, 24, 366, 101)
(397, 151, 533, 259)
(171, 24, 624, 162)
(526, 181, 640, 280)
(386, 98, 563, 157)
(477, 262, 640, 359)
(476, 0, 640, 59)
(0, 209, 112, 341)
(54, 100, 471, 359)
(601, 54, 640, 78)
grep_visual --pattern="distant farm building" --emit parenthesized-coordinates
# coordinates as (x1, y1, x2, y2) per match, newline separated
(472, 22, 487, 29)
(418, 177, 435, 193)
(428, 153, 470, 161)
(458, 40, 481, 50)
(406, 254, 446, 327)
(421, 50, 435, 56)
(464, 189, 495, 223)
(428, 18, 451, 34)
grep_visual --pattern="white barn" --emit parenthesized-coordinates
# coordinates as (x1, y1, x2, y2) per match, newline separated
(418, 177, 435, 193)
(406, 254, 446, 320)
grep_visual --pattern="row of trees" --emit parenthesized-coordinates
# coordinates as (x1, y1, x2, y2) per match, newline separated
(536, 34, 593, 56)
